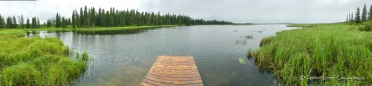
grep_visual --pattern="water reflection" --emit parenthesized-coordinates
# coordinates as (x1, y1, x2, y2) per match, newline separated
(29, 25, 297, 86)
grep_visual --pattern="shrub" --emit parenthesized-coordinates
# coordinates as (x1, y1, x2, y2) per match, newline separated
(358, 21, 372, 31)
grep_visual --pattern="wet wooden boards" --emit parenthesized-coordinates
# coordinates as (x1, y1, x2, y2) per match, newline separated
(140, 55, 203, 86)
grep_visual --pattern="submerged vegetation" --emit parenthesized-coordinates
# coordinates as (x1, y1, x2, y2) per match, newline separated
(0, 30, 89, 85)
(251, 23, 372, 85)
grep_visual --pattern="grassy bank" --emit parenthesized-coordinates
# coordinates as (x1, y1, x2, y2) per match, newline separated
(73, 25, 177, 31)
(250, 24, 372, 85)
(0, 30, 89, 85)
(0, 25, 178, 33)
(286, 24, 314, 27)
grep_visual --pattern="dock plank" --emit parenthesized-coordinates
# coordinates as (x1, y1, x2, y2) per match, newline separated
(140, 55, 203, 86)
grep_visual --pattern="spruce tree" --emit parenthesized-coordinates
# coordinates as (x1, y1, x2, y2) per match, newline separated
(55, 13, 60, 28)
(355, 7, 361, 23)
(351, 12, 354, 22)
(62, 17, 66, 28)
(26, 18, 30, 28)
(7, 17, 13, 28)
(18, 15, 24, 28)
(46, 19, 52, 27)
(76, 10, 81, 28)
(31, 17, 36, 28)
(369, 5, 372, 20)
(80, 7, 84, 27)
(36, 17, 40, 28)
(12, 16, 17, 28)
(72, 11, 76, 28)
(0, 14, 3, 28)
(362, 4, 367, 22)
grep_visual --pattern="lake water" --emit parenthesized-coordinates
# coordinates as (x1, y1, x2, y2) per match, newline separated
(29, 25, 297, 86)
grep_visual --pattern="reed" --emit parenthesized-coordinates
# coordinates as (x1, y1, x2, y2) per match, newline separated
(0, 30, 89, 85)
(252, 24, 372, 85)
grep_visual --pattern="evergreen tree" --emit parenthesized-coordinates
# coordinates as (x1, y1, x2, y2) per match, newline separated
(67, 18, 71, 25)
(76, 10, 81, 28)
(355, 7, 361, 23)
(31, 17, 37, 28)
(351, 12, 354, 22)
(37, 17, 40, 28)
(84, 6, 89, 27)
(62, 17, 66, 28)
(91, 7, 96, 27)
(55, 13, 61, 28)
(97, 8, 101, 26)
(0, 14, 4, 29)
(46, 19, 52, 27)
(12, 16, 17, 28)
(346, 14, 348, 22)
(80, 7, 84, 27)
(369, 5, 372, 20)
(18, 15, 24, 28)
(100, 9, 106, 26)
(26, 18, 30, 28)
(72, 11, 76, 28)
(7, 17, 13, 28)
(362, 4, 367, 22)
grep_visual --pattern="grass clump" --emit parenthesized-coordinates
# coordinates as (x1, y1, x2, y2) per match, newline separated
(0, 29, 89, 85)
(247, 49, 254, 58)
(358, 21, 372, 31)
(245, 35, 253, 39)
(259, 36, 274, 47)
(253, 24, 372, 85)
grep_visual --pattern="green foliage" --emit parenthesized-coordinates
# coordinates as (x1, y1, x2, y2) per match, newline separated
(70, 6, 232, 28)
(362, 4, 368, 22)
(55, 13, 61, 28)
(61, 17, 67, 28)
(254, 24, 372, 85)
(6, 17, 13, 28)
(12, 16, 17, 28)
(369, 5, 372, 20)
(26, 18, 30, 28)
(355, 7, 361, 23)
(31, 17, 38, 28)
(358, 20, 372, 31)
(0, 30, 89, 85)
(259, 36, 274, 47)
(0, 14, 4, 29)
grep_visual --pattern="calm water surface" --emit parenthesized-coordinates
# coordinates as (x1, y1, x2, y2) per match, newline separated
(31, 25, 297, 86)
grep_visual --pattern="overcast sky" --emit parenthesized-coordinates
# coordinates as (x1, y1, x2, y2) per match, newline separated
(0, 0, 371, 23)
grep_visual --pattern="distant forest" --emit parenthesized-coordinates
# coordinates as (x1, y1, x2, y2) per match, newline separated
(346, 4, 372, 23)
(0, 6, 233, 29)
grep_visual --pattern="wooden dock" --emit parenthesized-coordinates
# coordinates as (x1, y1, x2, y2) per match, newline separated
(140, 55, 203, 86)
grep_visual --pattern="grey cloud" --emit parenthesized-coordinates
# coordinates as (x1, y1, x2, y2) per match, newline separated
(0, 0, 371, 23)
(139, 0, 372, 23)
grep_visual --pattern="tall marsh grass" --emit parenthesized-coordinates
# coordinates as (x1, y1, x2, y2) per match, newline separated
(253, 24, 372, 85)
(0, 30, 89, 85)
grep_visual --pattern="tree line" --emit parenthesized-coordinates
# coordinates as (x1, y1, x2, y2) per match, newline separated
(346, 4, 372, 23)
(66, 6, 232, 28)
(0, 6, 232, 29)
(0, 15, 41, 29)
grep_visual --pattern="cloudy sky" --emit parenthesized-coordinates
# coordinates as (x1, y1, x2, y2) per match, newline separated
(0, 0, 371, 23)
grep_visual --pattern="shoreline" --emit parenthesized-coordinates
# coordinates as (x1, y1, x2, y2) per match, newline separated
(251, 23, 372, 85)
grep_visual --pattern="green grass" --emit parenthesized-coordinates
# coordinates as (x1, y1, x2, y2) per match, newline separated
(251, 23, 372, 85)
(0, 30, 89, 85)
(286, 24, 315, 27)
